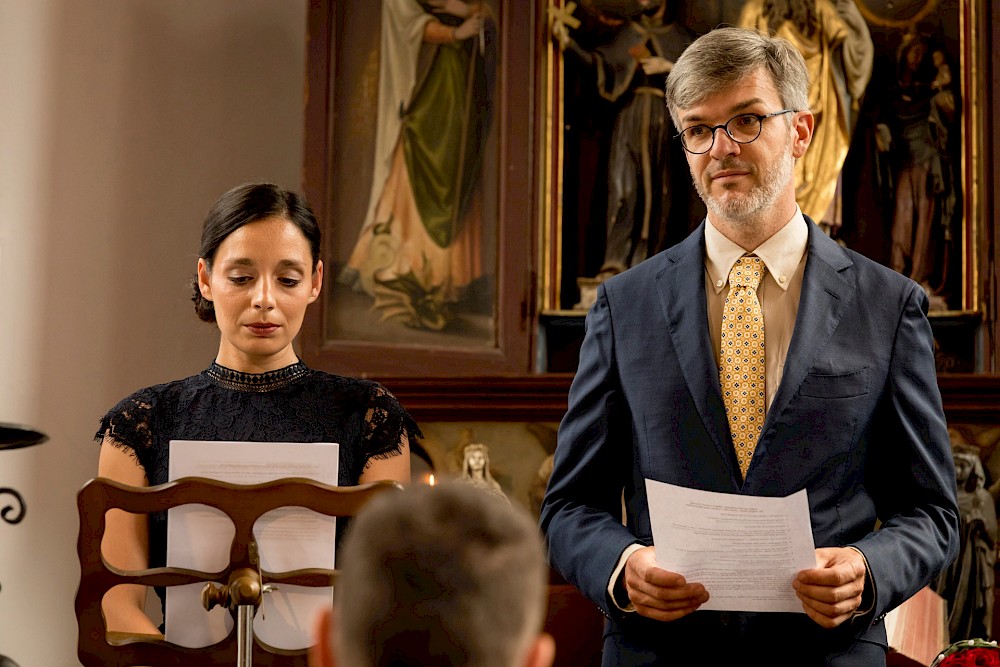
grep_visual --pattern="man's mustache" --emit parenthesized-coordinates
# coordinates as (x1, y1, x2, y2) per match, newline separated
(707, 159, 757, 179)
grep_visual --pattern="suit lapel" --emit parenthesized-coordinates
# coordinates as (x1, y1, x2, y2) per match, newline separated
(655, 223, 739, 482)
(759, 219, 856, 444)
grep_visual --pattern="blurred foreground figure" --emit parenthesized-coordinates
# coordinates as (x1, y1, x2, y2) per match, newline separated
(312, 483, 555, 667)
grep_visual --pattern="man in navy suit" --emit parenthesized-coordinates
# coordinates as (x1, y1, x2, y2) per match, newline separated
(540, 26, 958, 665)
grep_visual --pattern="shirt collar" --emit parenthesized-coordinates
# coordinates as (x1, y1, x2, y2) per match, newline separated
(704, 207, 808, 294)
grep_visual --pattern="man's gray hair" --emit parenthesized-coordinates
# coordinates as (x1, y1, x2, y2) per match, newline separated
(665, 26, 810, 128)
(334, 483, 549, 667)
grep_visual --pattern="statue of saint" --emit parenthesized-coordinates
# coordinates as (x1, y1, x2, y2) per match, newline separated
(878, 33, 958, 307)
(552, 0, 695, 288)
(460, 443, 507, 501)
(740, 0, 874, 234)
(934, 445, 997, 641)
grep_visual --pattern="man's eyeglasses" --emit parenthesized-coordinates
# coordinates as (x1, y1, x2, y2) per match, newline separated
(675, 109, 797, 154)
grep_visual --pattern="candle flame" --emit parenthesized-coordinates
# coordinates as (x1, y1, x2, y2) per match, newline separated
(428, 473, 436, 486)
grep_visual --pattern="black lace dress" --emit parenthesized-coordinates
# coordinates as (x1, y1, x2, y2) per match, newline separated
(95, 361, 420, 606)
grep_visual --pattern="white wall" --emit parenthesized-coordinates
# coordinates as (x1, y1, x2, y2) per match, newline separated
(0, 2, 307, 664)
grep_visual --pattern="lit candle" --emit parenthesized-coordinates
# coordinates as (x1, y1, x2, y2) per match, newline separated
(428, 473, 436, 487)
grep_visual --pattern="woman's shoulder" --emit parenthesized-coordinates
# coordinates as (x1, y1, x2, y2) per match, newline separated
(303, 370, 396, 404)
(107, 372, 210, 411)
(303, 369, 420, 442)
(96, 372, 210, 444)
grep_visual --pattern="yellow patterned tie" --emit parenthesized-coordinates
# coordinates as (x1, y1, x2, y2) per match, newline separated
(720, 255, 766, 478)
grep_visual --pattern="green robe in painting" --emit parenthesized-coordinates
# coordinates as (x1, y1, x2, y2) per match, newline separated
(340, 0, 497, 330)
(402, 13, 495, 248)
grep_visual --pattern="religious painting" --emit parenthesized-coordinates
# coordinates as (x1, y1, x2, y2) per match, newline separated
(542, 0, 985, 318)
(302, 1, 536, 377)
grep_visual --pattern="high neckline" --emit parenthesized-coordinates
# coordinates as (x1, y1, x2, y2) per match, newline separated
(204, 361, 309, 393)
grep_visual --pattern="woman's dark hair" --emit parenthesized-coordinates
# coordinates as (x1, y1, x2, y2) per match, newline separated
(191, 182, 321, 323)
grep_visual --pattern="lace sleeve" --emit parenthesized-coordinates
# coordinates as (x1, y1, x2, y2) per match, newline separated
(94, 391, 157, 466)
(362, 383, 422, 461)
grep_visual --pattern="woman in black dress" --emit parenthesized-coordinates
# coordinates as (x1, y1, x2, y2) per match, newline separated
(95, 182, 417, 635)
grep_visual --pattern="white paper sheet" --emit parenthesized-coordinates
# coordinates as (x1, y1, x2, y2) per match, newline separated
(165, 440, 339, 649)
(644, 479, 815, 613)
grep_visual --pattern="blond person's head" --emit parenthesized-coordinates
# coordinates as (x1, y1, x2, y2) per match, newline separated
(312, 483, 555, 667)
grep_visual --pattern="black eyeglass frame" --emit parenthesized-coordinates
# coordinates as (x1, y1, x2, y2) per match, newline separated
(675, 109, 798, 154)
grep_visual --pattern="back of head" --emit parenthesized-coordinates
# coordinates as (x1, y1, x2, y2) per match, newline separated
(335, 483, 549, 667)
(664, 26, 810, 127)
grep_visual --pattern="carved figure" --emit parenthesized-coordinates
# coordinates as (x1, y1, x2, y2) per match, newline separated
(935, 446, 996, 642)
(877, 33, 958, 306)
(552, 0, 694, 278)
(460, 442, 507, 501)
(740, 0, 874, 234)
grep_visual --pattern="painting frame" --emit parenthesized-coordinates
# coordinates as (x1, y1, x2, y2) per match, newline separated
(540, 0, 987, 322)
(301, 0, 540, 378)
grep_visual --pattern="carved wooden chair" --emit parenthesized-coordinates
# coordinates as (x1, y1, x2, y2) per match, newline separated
(76, 476, 402, 667)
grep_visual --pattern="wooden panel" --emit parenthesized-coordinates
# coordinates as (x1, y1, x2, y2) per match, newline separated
(938, 374, 1000, 422)
(885, 587, 947, 666)
(76, 477, 401, 667)
(379, 374, 574, 422)
(301, 1, 542, 377)
(377, 372, 1000, 424)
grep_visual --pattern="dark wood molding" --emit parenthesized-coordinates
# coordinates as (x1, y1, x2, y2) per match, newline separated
(377, 374, 573, 422)
(376, 372, 1000, 424)
(938, 373, 1000, 423)
(988, 0, 1000, 371)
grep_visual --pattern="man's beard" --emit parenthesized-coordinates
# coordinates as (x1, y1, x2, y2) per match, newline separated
(692, 138, 795, 225)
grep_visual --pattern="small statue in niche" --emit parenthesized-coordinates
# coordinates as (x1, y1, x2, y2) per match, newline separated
(460, 443, 507, 501)
(934, 445, 997, 642)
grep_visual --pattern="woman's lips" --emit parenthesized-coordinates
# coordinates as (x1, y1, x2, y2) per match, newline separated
(246, 323, 280, 336)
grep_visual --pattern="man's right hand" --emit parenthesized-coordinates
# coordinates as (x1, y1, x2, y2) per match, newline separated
(624, 546, 709, 621)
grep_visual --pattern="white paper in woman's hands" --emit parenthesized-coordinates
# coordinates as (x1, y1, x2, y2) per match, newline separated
(165, 440, 339, 649)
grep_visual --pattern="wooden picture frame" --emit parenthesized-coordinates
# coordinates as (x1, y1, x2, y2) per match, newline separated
(541, 0, 987, 325)
(301, 1, 541, 378)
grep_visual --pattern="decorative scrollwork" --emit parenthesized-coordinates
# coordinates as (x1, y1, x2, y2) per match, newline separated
(0, 487, 25, 525)
(853, 0, 939, 30)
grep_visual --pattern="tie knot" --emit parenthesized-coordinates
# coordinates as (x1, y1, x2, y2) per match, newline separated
(729, 255, 765, 290)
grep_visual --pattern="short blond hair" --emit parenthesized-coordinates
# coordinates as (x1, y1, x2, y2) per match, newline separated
(335, 483, 548, 667)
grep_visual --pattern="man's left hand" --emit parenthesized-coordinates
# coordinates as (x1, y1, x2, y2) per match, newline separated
(793, 547, 867, 628)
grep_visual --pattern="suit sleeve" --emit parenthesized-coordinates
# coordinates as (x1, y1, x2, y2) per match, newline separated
(540, 285, 641, 616)
(851, 282, 959, 622)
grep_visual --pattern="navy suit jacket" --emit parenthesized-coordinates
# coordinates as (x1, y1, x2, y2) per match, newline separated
(540, 219, 959, 663)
